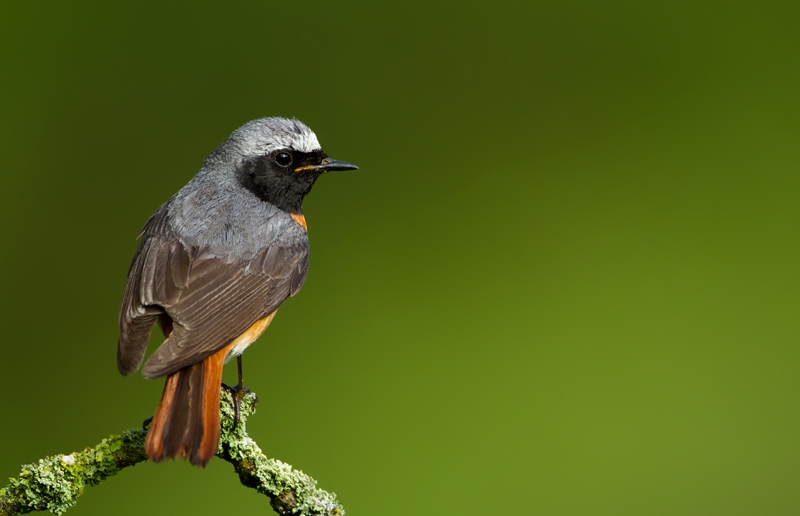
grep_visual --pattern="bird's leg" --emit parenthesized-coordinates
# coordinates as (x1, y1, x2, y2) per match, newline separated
(222, 356, 249, 430)
(237, 355, 244, 397)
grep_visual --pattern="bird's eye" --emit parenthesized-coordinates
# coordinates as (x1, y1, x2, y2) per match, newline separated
(275, 152, 293, 167)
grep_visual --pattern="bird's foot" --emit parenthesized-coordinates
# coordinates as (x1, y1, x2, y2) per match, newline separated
(222, 383, 250, 430)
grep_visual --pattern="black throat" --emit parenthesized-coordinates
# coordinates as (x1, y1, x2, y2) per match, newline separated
(236, 156, 320, 214)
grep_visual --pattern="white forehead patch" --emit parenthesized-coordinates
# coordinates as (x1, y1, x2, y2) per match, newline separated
(231, 117, 322, 157)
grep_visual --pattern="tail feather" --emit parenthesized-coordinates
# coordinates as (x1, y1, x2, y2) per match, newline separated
(145, 347, 227, 467)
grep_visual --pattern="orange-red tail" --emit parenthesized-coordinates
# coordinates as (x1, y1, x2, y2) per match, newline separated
(145, 348, 227, 467)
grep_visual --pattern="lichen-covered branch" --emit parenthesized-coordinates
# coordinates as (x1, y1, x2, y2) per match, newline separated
(0, 427, 147, 515)
(216, 390, 344, 516)
(0, 390, 344, 516)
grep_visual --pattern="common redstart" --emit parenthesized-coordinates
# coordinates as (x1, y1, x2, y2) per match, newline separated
(117, 117, 357, 466)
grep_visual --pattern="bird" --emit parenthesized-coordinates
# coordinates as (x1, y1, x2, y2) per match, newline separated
(117, 117, 357, 467)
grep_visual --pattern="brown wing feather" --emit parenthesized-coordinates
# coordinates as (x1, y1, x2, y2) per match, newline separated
(117, 204, 309, 380)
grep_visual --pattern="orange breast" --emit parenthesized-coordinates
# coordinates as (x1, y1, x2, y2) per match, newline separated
(290, 213, 308, 231)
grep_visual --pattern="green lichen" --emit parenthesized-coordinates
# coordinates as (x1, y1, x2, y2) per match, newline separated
(1, 390, 344, 515)
(0, 429, 148, 515)
(217, 390, 345, 516)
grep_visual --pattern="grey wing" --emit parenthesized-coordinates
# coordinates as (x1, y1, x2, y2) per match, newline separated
(117, 205, 309, 379)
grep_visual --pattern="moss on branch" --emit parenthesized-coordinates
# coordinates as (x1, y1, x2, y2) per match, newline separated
(0, 390, 344, 516)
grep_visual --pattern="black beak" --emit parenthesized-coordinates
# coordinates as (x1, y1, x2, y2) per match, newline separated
(316, 158, 358, 172)
(294, 158, 359, 173)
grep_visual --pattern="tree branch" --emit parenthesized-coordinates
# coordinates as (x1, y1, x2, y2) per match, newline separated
(0, 390, 344, 516)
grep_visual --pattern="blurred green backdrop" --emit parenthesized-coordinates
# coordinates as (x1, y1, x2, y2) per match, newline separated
(2, 1, 799, 514)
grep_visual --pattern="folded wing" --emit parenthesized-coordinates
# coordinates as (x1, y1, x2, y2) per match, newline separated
(117, 204, 309, 379)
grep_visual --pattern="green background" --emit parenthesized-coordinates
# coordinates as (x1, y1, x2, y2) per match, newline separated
(2, 1, 799, 514)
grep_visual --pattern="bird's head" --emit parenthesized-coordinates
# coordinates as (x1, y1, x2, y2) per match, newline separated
(226, 117, 358, 214)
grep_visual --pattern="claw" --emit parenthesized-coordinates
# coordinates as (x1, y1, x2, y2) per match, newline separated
(222, 383, 246, 430)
